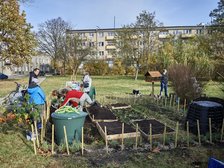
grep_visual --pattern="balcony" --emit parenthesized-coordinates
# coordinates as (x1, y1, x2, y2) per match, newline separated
(105, 36, 115, 41)
(106, 45, 116, 50)
(158, 34, 170, 39)
(181, 34, 195, 38)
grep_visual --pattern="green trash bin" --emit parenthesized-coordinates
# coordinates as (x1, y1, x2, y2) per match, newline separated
(51, 111, 88, 145)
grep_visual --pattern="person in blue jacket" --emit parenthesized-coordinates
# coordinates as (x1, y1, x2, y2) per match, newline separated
(159, 69, 168, 98)
(27, 73, 46, 127)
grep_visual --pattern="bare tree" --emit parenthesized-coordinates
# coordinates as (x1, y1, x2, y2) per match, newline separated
(66, 32, 91, 79)
(37, 17, 71, 73)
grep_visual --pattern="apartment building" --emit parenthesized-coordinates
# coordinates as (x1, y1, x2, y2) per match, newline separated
(0, 54, 51, 75)
(66, 25, 207, 61)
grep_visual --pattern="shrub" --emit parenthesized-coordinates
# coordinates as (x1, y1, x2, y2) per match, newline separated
(168, 64, 204, 102)
(84, 60, 109, 75)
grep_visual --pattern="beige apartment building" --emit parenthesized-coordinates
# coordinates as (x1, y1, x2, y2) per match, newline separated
(66, 25, 207, 62)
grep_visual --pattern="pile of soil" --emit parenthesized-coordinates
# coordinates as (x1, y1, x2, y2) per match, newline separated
(134, 119, 174, 135)
(87, 105, 116, 120)
(98, 121, 136, 135)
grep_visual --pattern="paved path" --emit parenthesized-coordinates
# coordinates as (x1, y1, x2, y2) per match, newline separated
(0, 77, 46, 105)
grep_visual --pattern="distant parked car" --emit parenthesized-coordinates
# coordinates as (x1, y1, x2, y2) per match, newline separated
(0, 73, 8, 79)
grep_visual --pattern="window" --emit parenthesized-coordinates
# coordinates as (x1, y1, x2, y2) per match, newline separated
(183, 29, 192, 34)
(89, 32, 94, 37)
(98, 42, 104, 46)
(196, 29, 202, 34)
(98, 32, 104, 37)
(78, 33, 85, 37)
(82, 42, 86, 46)
(107, 41, 114, 46)
(99, 51, 104, 56)
(108, 32, 115, 36)
(89, 42, 95, 47)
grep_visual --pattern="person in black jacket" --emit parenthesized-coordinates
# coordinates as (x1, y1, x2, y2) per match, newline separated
(159, 69, 168, 97)
(28, 68, 40, 87)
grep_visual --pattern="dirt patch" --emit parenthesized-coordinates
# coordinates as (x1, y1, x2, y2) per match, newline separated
(133, 119, 174, 135)
(87, 105, 116, 120)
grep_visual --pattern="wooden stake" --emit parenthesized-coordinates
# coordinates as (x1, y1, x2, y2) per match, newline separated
(81, 127, 84, 156)
(221, 119, 224, 141)
(121, 123, 124, 150)
(184, 99, 187, 112)
(175, 122, 179, 148)
(187, 121, 189, 147)
(197, 120, 201, 146)
(31, 124, 37, 155)
(51, 124, 54, 155)
(135, 124, 138, 149)
(165, 97, 167, 107)
(177, 97, 180, 112)
(209, 118, 212, 143)
(163, 123, 167, 146)
(149, 124, 152, 150)
(40, 117, 44, 143)
(46, 97, 50, 120)
(63, 126, 70, 155)
(104, 126, 108, 154)
(34, 121, 40, 148)
(169, 95, 173, 107)
(42, 116, 46, 139)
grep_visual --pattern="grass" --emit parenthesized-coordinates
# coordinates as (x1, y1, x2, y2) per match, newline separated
(0, 75, 224, 168)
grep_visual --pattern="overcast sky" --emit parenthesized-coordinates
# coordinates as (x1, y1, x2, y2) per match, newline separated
(20, 0, 219, 31)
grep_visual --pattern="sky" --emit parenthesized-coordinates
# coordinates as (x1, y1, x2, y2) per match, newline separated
(20, 0, 219, 31)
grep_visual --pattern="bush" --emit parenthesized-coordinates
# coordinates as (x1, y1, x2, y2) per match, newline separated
(168, 64, 204, 102)
(84, 60, 109, 75)
(110, 58, 125, 75)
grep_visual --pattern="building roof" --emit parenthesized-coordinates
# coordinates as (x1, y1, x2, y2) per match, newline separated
(145, 71, 162, 78)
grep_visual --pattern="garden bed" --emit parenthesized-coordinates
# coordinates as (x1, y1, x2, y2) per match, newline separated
(132, 119, 175, 139)
(96, 121, 140, 140)
(86, 105, 117, 122)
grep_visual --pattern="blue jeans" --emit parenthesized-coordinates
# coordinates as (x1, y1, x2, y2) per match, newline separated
(160, 83, 168, 97)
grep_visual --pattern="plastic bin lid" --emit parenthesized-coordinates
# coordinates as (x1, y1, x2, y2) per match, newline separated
(193, 101, 223, 108)
(51, 111, 88, 120)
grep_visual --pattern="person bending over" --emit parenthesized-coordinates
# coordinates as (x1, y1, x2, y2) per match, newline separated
(60, 88, 93, 111)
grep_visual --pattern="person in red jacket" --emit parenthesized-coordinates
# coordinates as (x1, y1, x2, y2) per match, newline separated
(60, 88, 93, 111)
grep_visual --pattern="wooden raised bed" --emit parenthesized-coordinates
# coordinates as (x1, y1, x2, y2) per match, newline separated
(132, 119, 175, 139)
(110, 103, 131, 110)
(96, 121, 140, 140)
(86, 105, 117, 122)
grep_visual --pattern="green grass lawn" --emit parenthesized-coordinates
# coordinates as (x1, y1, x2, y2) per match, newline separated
(0, 75, 224, 168)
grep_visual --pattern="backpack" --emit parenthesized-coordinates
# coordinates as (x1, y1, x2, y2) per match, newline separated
(83, 82, 89, 88)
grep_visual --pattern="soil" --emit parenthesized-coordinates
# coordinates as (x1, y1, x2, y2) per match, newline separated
(134, 119, 175, 135)
(110, 103, 130, 107)
(98, 121, 136, 135)
(87, 105, 116, 120)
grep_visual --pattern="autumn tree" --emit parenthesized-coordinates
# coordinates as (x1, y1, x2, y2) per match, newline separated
(37, 17, 71, 73)
(0, 0, 36, 65)
(209, 0, 224, 77)
(116, 11, 162, 80)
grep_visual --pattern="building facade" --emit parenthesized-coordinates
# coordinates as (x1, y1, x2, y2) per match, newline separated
(0, 54, 51, 75)
(66, 25, 207, 61)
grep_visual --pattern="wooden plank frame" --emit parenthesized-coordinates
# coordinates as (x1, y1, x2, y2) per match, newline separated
(111, 105, 132, 110)
(131, 118, 175, 139)
(96, 122, 141, 141)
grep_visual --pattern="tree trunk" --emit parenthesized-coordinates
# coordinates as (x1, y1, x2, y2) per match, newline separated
(135, 68, 139, 80)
